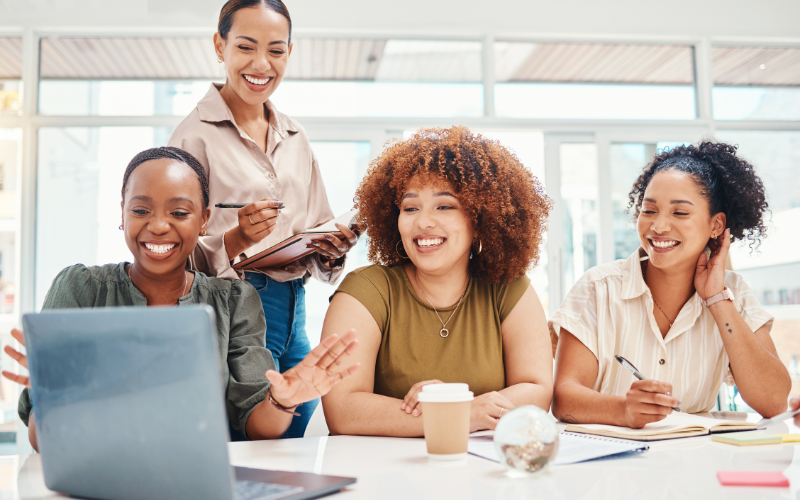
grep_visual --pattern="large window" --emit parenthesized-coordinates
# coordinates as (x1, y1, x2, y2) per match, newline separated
(712, 46, 800, 121)
(0, 37, 22, 116)
(494, 42, 696, 119)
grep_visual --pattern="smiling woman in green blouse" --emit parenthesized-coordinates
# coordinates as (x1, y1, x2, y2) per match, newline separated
(2, 147, 359, 451)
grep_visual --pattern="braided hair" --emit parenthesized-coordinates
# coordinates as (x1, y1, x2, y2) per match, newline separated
(121, 147, 210, 210)
(628, 141, 768, 249)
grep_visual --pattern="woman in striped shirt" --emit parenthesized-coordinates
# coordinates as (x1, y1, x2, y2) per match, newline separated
(550, 141, 789, 428)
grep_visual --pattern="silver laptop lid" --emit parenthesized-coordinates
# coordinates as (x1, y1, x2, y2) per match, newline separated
(24, 305, 236, 500)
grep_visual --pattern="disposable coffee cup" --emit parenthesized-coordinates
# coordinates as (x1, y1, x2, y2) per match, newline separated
(418, 383, 474, 460)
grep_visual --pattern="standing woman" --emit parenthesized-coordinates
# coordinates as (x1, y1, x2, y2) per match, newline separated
(169, 0, 358, 438)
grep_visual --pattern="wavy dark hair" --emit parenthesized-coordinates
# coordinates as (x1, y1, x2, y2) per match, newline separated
(627, 140, 768, 249)
(218, 0, 292, 44)
(121, 147, 210, 210)
(354, 126, 552, 284)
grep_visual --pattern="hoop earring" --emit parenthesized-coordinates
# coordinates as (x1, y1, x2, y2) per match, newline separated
(218, 57, 223, 63)
(473, 239, 482, 255)
(396, 240, 408, 259)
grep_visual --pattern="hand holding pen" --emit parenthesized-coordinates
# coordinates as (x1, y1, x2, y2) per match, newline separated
(615, 355, 682, 429)
(218, 199, 284, 255)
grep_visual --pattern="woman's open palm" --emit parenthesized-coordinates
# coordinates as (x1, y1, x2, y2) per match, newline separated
(2, 329, 30, 388)
(267, 329, 360, 408)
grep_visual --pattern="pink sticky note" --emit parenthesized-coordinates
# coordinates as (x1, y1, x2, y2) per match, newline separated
(717, 471, 790, 487)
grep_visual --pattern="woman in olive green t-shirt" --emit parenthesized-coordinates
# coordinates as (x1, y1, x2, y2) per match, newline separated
(322, 126, 554, 437)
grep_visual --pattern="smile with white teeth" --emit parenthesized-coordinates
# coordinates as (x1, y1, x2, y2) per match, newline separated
(243, 75, 271, 85)
(143, 242, 177, 254)
(650, 239, 679, 249)
(416, 238, 445, 248)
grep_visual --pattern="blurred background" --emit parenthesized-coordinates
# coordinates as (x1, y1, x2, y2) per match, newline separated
(0, 0, 798, 449)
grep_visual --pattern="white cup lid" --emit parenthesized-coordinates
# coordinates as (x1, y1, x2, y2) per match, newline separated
(417, 383, 474, 403)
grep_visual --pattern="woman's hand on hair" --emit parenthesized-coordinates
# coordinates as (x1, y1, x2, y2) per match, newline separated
(694, 228, 730, 301)
(266, 329, 360, 408)
(307, 223, 359, 262)
(400, 380, 444, 416)
(1, 329, 30, 388)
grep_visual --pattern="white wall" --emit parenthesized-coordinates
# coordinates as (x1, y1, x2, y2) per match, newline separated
(1, 0, 799, 39)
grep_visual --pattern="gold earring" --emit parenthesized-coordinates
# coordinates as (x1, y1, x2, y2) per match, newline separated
(396, 240, 408, 259)
(478, 240, 482, 255)
(218, 57, 223, 63)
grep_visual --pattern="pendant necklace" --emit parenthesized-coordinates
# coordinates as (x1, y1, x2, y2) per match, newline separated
(413, 268, 469, 338)
(642, 260, 675, 327)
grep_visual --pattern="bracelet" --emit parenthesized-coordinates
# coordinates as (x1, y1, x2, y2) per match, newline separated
(268, 388, 300, 416)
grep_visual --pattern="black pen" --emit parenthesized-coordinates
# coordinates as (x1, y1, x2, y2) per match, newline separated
(215, 203, 285, 209)
(615, 355, 682, 412)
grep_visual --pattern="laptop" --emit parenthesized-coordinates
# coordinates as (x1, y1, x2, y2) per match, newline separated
(23, 305, 355, 500)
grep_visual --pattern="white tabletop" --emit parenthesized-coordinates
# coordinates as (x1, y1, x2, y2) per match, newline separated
(11, 418, 800, 499)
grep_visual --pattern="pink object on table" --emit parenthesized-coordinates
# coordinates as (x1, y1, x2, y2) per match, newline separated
(717, 471, 790, 487)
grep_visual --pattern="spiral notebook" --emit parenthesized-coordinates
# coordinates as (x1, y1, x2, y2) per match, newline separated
(468, 432, 648, 466)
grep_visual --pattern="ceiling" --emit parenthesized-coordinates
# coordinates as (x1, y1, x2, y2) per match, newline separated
(0, 36, 799, 87)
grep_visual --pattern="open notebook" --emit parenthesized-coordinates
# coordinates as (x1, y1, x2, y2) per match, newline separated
(233, 210, 359, 270)
(564, 412, 758, 441)
(469, 432, 649, 466)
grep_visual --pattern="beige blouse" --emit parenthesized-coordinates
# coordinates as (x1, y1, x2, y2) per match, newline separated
(549, 248, 773, 414)
(169, 84, 343, 284)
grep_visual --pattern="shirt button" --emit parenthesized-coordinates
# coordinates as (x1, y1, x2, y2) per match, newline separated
(268, 173, 276, 179)
(659, 359, 666, 365)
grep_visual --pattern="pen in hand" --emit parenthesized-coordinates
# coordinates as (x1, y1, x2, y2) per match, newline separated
(615, 355, 682, 412)
(215, 203, 285, 210)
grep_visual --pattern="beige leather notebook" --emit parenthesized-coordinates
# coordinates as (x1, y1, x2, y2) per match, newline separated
(565, 412, 758, 441)
(233, 209, 359, 270)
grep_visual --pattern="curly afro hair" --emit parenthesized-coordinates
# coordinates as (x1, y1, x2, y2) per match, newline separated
(354, 126, 552, 284)
(628, 140, 768, 249)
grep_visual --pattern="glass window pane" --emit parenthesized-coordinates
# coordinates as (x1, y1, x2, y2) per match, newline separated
(0, 37, 23, 116)
(39, 80, 215, 116)
(303, 141, 371, 347)
(712, 47, 800, 121)
(477, 130, 548, 310)
(561, 143, 598, 291)
(35, 127, 172, 308)
(495, 42, 696, 119)
(717, 131, 800, 305)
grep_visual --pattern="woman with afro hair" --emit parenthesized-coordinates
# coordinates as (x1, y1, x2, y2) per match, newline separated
(551, 141, 790, 428)
(320, 126, 554, 436)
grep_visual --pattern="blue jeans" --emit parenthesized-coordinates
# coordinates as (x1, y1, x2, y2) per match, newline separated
(245, 272, 319, 439)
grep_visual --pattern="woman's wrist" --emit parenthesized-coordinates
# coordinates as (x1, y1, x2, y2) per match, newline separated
(223, 228, 247, 260)
(268, 387, 300, 416)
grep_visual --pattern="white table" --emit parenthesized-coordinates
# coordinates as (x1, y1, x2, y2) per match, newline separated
(11, 419, 800, 499)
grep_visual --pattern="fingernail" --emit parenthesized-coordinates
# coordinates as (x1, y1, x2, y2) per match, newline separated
(401, 403, 406, 410)
(412, 410, 419, 416)
(325, 235, 333, 241)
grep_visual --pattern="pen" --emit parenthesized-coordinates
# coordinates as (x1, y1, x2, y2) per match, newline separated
(614, 355, 681, 412)
(215, 203, 285, 209)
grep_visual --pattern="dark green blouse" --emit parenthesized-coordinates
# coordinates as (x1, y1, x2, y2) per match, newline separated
(18, 262, 273, 438)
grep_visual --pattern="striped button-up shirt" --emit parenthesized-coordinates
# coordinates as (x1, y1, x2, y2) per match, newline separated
(549, 248, 773, 414)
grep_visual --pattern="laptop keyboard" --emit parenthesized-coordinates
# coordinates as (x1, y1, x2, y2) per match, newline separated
(235, 480, 304, 500)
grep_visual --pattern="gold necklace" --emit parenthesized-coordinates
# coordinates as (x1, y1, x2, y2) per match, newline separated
(413, 268, 469, 338)
(642, 261, 675, 327)
(127, 264, 188, 304)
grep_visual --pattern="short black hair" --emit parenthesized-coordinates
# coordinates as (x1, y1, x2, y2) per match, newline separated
(218, 0, 292, 44)
(121, 147, 210, 210)
(628, 140, 769, 249)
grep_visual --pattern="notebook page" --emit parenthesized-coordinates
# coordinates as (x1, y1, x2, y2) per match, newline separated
(566, 412, 746, 438)
(304, 209, 358, 234)
(468, 433, 647, 466)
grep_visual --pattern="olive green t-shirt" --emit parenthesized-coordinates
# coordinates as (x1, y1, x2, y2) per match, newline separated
(335, 264, 530, 400)
(18, 263, 273, 438)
